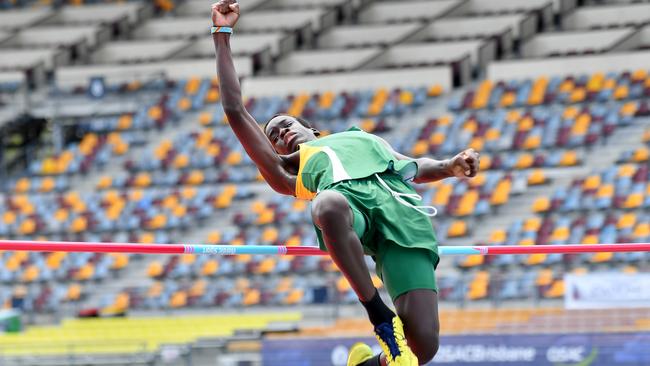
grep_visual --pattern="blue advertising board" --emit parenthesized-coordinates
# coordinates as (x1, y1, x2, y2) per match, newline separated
(262, 333, 650, 366)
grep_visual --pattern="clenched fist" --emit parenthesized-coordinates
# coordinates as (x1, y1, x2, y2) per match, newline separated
(449, 148, 480, 178)
(211, 0, 240, 28)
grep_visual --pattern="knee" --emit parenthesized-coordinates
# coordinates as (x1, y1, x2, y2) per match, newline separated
(408, 328, 439, 363)
(311, 191, 350, 229)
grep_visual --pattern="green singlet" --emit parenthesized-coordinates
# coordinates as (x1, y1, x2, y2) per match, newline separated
(295, 127, 439, 301)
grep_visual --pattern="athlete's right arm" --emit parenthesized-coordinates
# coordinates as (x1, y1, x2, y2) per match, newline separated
(212, 2, 295, 195)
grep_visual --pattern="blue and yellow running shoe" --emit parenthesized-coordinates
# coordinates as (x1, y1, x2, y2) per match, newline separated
(374, 316, 418, 365)
(347, 342, 374, 366)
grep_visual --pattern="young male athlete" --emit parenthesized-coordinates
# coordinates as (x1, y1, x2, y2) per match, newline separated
(211, 2, 480, 365)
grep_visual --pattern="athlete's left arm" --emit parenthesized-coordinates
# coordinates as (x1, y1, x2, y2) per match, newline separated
(375, 136, 480, 184)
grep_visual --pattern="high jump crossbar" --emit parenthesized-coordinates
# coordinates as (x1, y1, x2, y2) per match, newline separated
(1, 240, 650, 256)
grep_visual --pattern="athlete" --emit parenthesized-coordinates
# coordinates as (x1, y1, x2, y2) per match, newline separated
(211, 2, 480, 365)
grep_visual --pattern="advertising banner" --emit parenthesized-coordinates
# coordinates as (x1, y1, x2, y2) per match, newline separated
(564, 273, 650, 309)
(262, 333, 650, 366)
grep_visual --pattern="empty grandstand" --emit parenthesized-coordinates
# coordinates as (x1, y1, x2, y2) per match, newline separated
(1, 0, 649, 365)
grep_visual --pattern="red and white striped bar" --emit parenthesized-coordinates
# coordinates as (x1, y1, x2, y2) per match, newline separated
(1, 240, 650, 256)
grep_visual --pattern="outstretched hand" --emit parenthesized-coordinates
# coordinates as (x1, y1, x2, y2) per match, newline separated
(211, 0, 240, 28)
(449, 148, 480, 178)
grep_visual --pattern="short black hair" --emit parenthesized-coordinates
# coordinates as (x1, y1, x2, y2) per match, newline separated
(263, 113, 314, 136)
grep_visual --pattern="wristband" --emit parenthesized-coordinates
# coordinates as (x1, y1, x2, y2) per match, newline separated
(211, 26, 233, 34)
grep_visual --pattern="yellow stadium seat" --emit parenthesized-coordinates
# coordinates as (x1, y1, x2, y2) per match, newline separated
(570, 88, 586, 103)
(19, 219, 36, 235)
(551, 227, 569, 242)
(634, 223, 650, 238)
(147, 262, 163, 278)
(559, 80, 574, 93)
(201, 88, 219, 103)
(479, 155, 491, 170)
(469, 137, 484, 151)
(528, 170, 546, 185)
(40, 177, 55, 193)
(500, 92, 516, 107)
(262, 227, 279, 243)
(490, 179, 511, 205)
(181, 254, 196, 265)
(170, 291, 188, 308)
(620, 102, 637, 116)
(133, 172, 152, 188)
(455, 191, 478, 217)
(257, 258, 276, 274)
(536, 269, 553, 286)
(202, 260, 219, 276)
(429, 132, 445, 145)
(399, 91, 414, 105)
(572, 113, 591, 135)
(519, 238, 535, 246)
(633, 147, 649, 162)
(172, 205, 187, 218)
(173, 154, 190, 169)
(524, 217, 541, 232)
(179, 187, 196, 201)
(603, 78, 616, 90)
(66, 284, 82, 301)
(459, 254, 483, 268)
(319, 91, 335, 108)
(523, 134, 541, 150)
(256, 209, 275, 225)
(438, 115, 452, 126)
(582, 234, 599, 245)
(591, 252, 613, 263)
(3, 211, 16, 225)
(559, 151, 578, 166)
(622, 193, 643, 209)
(587, 73, 604, 92)
(447, 220, 468, 237)
(75, 264, 94, 281)
(544, 280, 564, 298)
(428, 84, 443, 97)
(583, 175, 601, 190)
(489, 229, 506, 244)
(433, 183, 453, 206)
(336, 276, 351, 292)
(515, 153, 534, 168)
(226, 151, 243, 165)
(284, 289, 304, 305)
(186, 170, 205, 185)
(148, 214, 167, 229)
(190, 280, 207, 297)
(467, 271, 489, 300)
(110, 254, 129, 270)
(618, 164, 636, 177)
(563, 106, 579, 120)
(518, 116, 534, 131)
(572, 267, 588, 275)
(613, 85, 629, 100)
(178, 98, 191, 111)
(597, 184, 614, 198)
(207, 230, 222, 244)
(360, 119, 376, 132)
(117, 115, 133, 130)
(411, 140, 428, 157)
(526, 254, 547, 266)
(21, 265, 39, 282)
(623, 265, 638, 274)
(617, 213, 637, 229)
(632, 69, 647, 81)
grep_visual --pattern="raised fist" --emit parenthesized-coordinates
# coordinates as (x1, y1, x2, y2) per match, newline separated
(449, 148, 480, 178)
(211, 0, 240, 28)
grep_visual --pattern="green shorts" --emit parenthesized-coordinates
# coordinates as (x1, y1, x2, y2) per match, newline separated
(313, 171, 440, 301)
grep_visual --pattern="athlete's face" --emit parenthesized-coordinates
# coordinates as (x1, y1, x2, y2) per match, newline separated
(265, 115, 319, 155)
